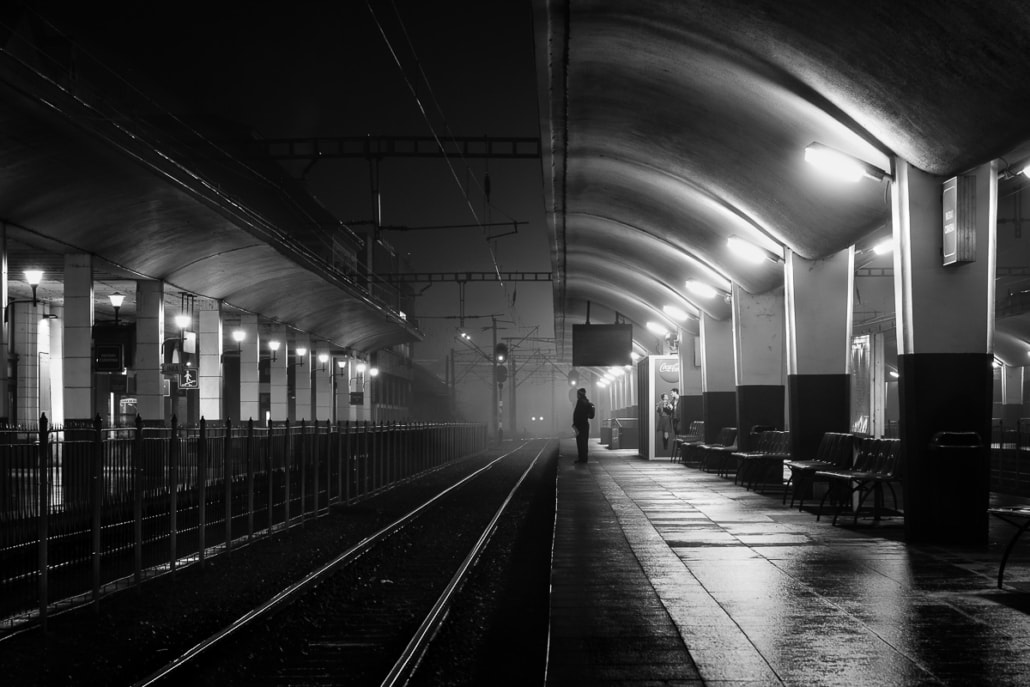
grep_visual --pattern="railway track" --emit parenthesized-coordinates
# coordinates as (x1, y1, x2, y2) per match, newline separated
(135, 439, 555, 686)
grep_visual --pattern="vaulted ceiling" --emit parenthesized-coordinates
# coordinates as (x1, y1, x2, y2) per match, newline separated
(533, 0, 1030, 358)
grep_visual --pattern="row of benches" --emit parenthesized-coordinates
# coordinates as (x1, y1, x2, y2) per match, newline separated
(671, 423, 902, 525)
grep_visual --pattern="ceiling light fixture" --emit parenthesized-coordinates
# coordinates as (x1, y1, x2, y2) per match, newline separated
(727, 236, 779, 265)
(872, 239, 894, 255)
(662, 304, 689, 322)
(685, 280, 718, 299)
(804, 142, 890, 183)
(646, 321, 669, 337)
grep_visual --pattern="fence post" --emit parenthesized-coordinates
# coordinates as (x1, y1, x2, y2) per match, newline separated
(299, 419, 308, 524)
(37, 413, 50, 630)
(310, 420, 318, 517)
(169, 414, 179, 573)
(267, 420, 275, 535)
(224, 417, 233, 555)
(92, 413, 104, 606)
(284, 419, 292, 530)
(247, 418, 255, 540)
(133, 414, 144, 586)
(198, 417, 207, 568)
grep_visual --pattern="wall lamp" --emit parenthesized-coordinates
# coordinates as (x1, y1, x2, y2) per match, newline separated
(295, 346, 307, 366)
(268, 340, 280, 362)
(804, 142, 891, 183)
(231, 329, 246, 351)
(109, 292, 125, 324)
(24, 269, 42, 307)
(318, 352, 329, 372)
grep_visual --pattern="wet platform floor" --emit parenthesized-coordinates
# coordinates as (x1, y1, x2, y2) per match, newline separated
(546, 440, 1030, 686)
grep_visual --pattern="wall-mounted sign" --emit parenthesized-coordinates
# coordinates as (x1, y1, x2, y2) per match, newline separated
(96, 344, 123, 372)
(942, 175, 975, 266)
(350, 391, 364, 405)
(180, 368, 198, 389)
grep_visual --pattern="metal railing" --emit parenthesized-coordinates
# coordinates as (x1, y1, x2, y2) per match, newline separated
(0, 414, 485, 631)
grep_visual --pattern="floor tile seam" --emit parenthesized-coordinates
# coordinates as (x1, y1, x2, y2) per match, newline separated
(593, 461, 787, 685)
(548, 466, 697, 649)
(598, 459, 966, 683)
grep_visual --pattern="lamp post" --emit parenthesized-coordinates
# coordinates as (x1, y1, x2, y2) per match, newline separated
(109, 292, 125, 324)
(24, 270, 42, 307)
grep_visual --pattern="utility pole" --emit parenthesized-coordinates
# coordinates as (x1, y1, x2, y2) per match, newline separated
(492, 317, 499, 443)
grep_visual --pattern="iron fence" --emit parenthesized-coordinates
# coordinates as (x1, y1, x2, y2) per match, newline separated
(0, 414, 485, 631)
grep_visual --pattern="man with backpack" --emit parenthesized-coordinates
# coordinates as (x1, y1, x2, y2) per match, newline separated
(572, 387, 595, 464)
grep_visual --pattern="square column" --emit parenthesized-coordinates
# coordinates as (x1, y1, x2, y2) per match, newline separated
(731, 284, 785, 450)
(784, 247, 854, 460)
(313, 348, 333, 421)
(676, 328, 703, 429)
(135, 280, 165, 423)
(892, 159, 995, 544)
(292, 335, 312, 422)
(699, 313, 735, 442)
(239, 314, 259, 423)
(198, 299, 223, 421)
(268, 325, 288, 422)
(63, 254, 94, 421)
(12, 302, 41, 425)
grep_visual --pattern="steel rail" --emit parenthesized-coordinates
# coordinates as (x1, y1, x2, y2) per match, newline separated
(133, 443, 531, 687)
(381, 440, 555, 686)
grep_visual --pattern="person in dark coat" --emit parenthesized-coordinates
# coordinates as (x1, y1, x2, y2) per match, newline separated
(572, 387, 594, 463)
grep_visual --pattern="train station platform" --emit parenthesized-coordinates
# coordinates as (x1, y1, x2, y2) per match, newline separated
(547, 439, 1030, 686)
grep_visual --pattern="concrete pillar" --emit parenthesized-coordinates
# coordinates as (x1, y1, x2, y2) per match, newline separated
(0, 224, 8, 422)
(785, 247, 854, 461)
(699, 313, 736, 442)
(198, 298, 222, 421)
(314, 348, 333, 421)
(732, 284, 786, 450)
(239, 314, 259, 424)
(292, 335, 312, 422)
(893, 158, 995, 544)
(12, 302, 40, 425)
(62, 254, 93, 421)
(268, 325, 288, 422)
(1001, 364, 1023, 428)
(135, 280, 164, 423)
(676, 329, 703, 428)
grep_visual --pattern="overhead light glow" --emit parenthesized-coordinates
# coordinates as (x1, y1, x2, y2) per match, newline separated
(804, 143, 866, 182)
(727, 236, 768, 265)
(685, 280, 718, 299)
(889, 370, 899, 378)
(646, 321, 669, 337)
(610, 367, 625, 377)
(872, 239, 894, 255)
(662, 304, 689, 322)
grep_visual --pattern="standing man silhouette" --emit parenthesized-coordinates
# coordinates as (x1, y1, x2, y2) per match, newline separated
(572, 387, 594, 464)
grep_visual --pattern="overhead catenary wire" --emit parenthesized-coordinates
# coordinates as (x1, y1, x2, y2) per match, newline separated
(367, 0, 524, 329)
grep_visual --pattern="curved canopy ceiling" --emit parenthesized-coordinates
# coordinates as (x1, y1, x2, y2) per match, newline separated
(534, 0, 1030, 357)
(0, 30, 421, 353)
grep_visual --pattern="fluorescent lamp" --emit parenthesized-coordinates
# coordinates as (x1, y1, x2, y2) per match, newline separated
(685, 280, 718, 299)
(804, 142, 889, 183)
(727, 236, 768, 265)
(662, 304, 689, 322)
(805, 143, 865, 182)
(646, 321, 669, 337)
(872, 239, 893, 255)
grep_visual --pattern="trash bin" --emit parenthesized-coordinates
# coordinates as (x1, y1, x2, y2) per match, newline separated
(600, 419, 612, 446)
(910, 431, 988, 545)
